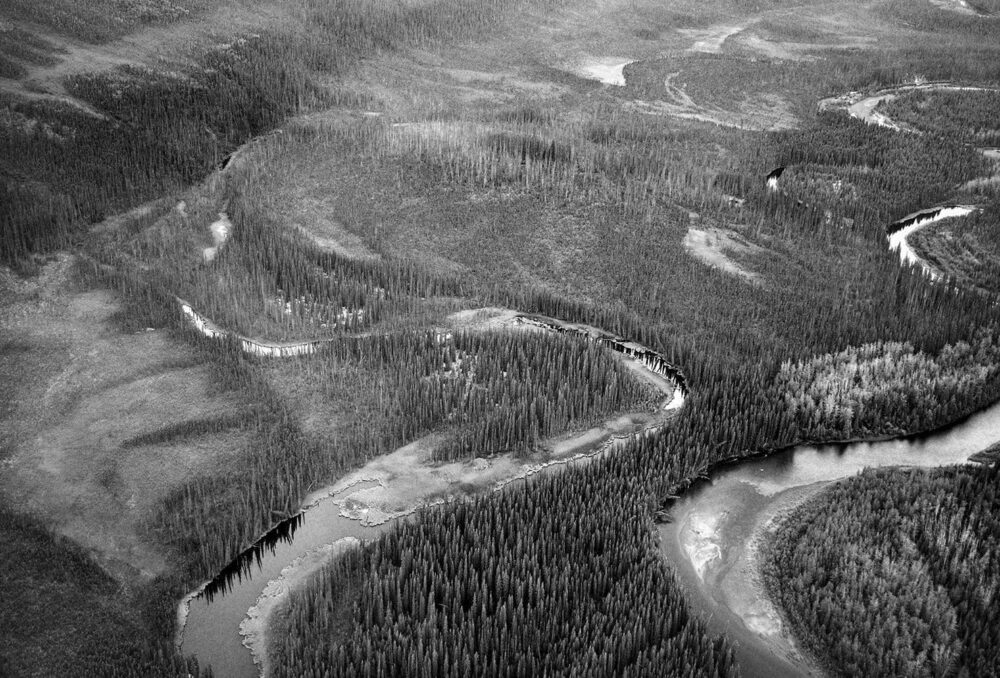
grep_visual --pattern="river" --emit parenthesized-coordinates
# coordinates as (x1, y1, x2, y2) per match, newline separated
(180, 481, 385, 678)
(176, 309, 685, 677)
(659, 401, 1000, 677)
(658, 125, 997, 675)
(177, 83, 994, 677)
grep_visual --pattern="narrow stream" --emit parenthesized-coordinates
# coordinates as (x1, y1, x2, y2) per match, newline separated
(659, 400, 1000, 677)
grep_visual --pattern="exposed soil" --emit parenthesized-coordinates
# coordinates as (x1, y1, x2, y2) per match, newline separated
(571, 57, 635, 86)
(679, 22, 754, 53)
(683, 227, 764, 283)
(202, 212, 232, 262)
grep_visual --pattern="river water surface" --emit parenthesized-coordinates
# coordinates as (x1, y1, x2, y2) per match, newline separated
(181, 481, 386, 678)
(659, 399, 1000, 677)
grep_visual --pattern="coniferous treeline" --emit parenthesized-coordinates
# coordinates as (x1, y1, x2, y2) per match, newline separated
(968, 0, 1000, 13)
(756, 113, 989, 242)
(256, 55, 1000, 675)
(118, 410, 261, 449)
(273, 463, 738, 678)
(0, 34, 315, 264)
(774, 329, 1000, 439)
(909, 201, 1000, 293)
(149, 324, 653, 579)
(0, 0, 572, 267)
(0, 0, 202, 43)
(108, 103, 1000, 678)
(878, 88, 1000, 146)
(762, 464, 1000, 677)
(0, 503, 207, 678)
(5, 2, 1000, 676)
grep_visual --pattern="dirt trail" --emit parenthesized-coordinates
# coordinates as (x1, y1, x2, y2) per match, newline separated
(627, 72, 797, 131)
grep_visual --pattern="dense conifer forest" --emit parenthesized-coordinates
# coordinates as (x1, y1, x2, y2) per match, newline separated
(878, 88, 1000, 145)
(762, 464, 1000, 677)
(909, 203, 1000, 293)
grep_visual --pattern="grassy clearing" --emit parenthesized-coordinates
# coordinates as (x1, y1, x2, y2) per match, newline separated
(683, 226, 764, 283)
(0, 255, 257, 580)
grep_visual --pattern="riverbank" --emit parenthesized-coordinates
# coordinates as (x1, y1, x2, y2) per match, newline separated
(659, 399, 1000, 677)
(818, 82, 999, 132)
(176, 302, 685, 677)
(240, 537, 361, 678)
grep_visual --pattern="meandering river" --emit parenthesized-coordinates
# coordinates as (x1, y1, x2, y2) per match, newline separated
(176, 84, 996, 678)
(177, 308, 686, 678)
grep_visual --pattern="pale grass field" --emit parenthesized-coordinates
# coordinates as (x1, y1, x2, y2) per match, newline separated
(0, 255, 251, 581)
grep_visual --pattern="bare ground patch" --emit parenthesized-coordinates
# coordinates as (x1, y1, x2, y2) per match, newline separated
(683, 227, 764, 283)
(679, 22, 754, 54)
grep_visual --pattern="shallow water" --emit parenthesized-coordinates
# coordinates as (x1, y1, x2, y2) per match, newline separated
(181, 481, 384, 678)
(659, 398, 1000, 677)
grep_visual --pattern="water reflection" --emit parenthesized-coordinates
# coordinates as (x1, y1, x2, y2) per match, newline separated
(200, 513, 304, 604)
